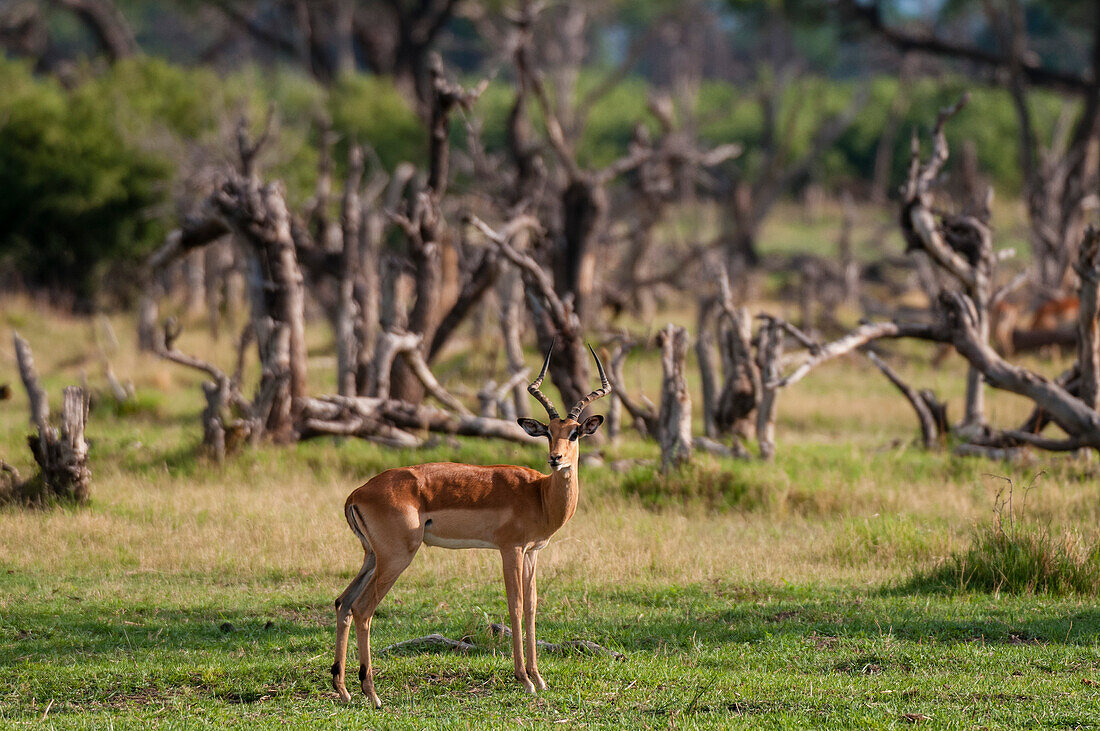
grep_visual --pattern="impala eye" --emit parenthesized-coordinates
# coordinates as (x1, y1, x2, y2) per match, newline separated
(569, 429, 579, 441)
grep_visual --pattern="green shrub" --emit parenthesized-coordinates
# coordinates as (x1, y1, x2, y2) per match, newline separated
(0, 59, 171, 307)
(327, 73, 424, 170)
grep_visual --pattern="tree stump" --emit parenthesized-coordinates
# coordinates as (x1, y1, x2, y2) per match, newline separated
(3, 334, 91, 506)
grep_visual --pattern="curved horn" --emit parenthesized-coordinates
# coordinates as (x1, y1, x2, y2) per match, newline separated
(568, 343, 613, 419)
(527, 342, 561, 420)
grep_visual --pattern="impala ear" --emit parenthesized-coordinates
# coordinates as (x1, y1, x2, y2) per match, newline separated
(517, 418, 550, 437)
(580, 415, 604, 437)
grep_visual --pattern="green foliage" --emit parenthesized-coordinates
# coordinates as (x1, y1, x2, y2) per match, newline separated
(0, 60, 426, 305)
(327, 73, 424, 170)
(0, 50, 1079, 304)
(696, 74, 1071, 194)
(0, 59, 171, 306)
(475, 72, 658, 170)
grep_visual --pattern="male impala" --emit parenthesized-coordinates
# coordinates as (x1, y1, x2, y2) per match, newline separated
(331, 344, 611, 707)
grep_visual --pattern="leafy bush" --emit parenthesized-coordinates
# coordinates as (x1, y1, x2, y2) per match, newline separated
(0, 59, 171, 307)
(0, 60, 414, 305)
(327, 73, 424, 170)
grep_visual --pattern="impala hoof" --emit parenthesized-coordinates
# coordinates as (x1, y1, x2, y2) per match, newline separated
(516, 673, 537, 695)
(528, 671, 547, 691)
(362, 686, 382, 708)
(332, 663, 352, 703)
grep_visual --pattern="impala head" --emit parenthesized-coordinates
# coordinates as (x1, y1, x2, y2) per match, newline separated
(517, 342, 612, 472)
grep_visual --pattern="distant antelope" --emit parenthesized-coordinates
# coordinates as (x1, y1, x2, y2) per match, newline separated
(1028, 295, 1079, 332)
(331, 344, 611, 707)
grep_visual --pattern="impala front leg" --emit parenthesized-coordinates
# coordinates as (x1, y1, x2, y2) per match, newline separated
(502, 546, 536, 694)
(523, 549, 547, 690)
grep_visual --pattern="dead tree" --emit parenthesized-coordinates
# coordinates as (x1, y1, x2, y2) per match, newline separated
(465, 213, 596, 414)
(656, 325, 693, 471)
(694, 301, 720, 439)
(754, 317, 785, 461)
(208, 118, 308, 441)
(765, 233, 1100, 456)
(1077, 227, 1100, 410)
(512, 11, 690, 329)
(2, 334, 90, 506)
(692, 268, 762, 457)
(844, 0, 1100, 292)
(336, 145, 364, 397)
(152, 320, 272, 461)
(356, 161, 414, 394)
(720, 12, 866, 270)
(615, 99, 741, 319)
(900, 94, 994, 432)
(387, 57, 487, 403)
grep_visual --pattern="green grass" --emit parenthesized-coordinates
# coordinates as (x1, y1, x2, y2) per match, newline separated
(2, 575, 1099, 728)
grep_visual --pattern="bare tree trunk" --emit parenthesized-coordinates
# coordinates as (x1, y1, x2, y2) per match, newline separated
(211, 176, 308, 441)
(336, 146, 364, 397)
(354, 223, 381, 394)
(657, 325, 692, 471)
(755, 318, 784, 461)
(716, 305, 760, 447)
(137, 287, 160, 352)
(725, 181, 761, 269)
(558, 179, 606, 324)
(695, 298, 719, 439)
(838, 190, 860, 306)
(1076, 226, 1100, 409)
(183, 248, 206, 317)
(390, 59, 485, 402)
(499, 268, 529, 419)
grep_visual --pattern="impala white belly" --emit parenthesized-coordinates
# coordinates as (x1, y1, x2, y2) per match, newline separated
(423, 532, 496, 550)
(421, 508, 508, 550)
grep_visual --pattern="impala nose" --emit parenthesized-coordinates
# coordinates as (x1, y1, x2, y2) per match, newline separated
(549, 453, 562, 464)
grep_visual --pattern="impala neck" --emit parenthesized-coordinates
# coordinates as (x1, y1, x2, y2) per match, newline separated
(541, 463, 580, 530)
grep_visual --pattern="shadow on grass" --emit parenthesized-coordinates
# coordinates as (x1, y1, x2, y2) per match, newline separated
(4, 588, 1100, 673)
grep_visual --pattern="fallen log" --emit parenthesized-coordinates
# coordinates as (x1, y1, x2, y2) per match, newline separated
(296, 396, 538, 445)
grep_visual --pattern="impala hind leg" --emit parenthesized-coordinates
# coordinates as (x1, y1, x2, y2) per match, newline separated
(332, 549, 376, 702)
(522, 549, 546, 690)
(351, 543, 419, 708)
(502, 546, 536, 694)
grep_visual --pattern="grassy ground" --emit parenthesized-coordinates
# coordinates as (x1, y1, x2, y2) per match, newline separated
(2, 257, 1099, 728)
